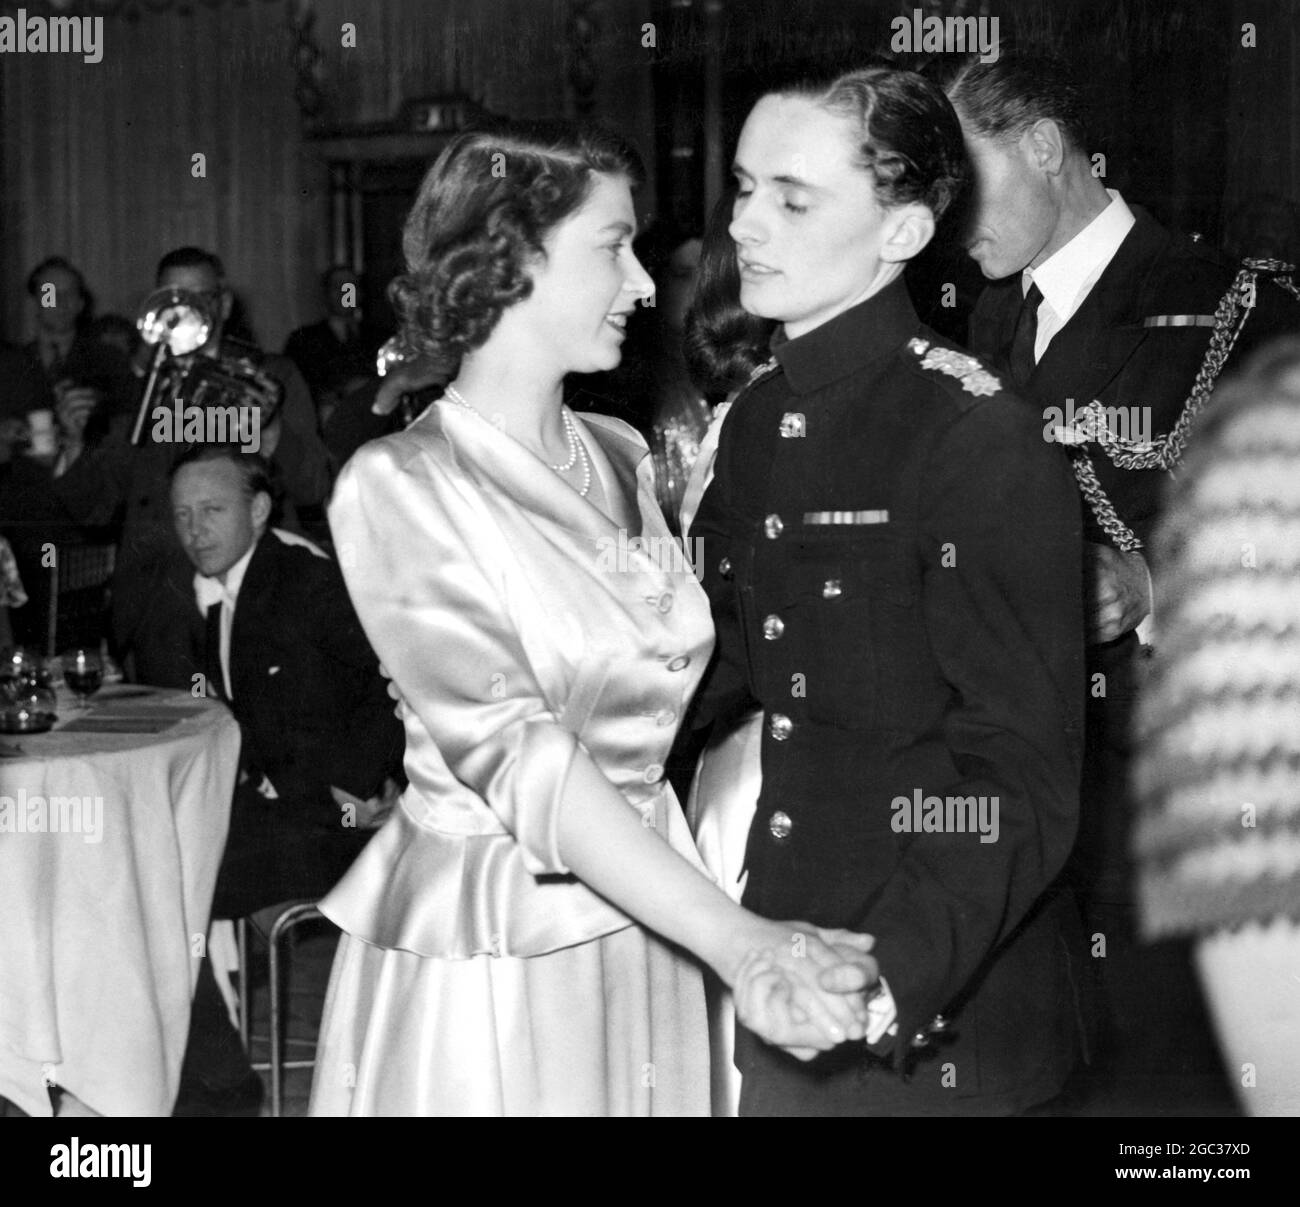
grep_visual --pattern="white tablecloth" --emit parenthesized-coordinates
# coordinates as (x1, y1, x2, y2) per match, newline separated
(0, 687, 239, 1116)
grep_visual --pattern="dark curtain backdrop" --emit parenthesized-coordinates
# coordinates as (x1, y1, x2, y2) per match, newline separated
(1, 0, 1294, 348)
(646, 0, 1298, 247)
(1, 0, 315, 348)
(1225, 0, 1300, 229)
(0, 0, 654, 349)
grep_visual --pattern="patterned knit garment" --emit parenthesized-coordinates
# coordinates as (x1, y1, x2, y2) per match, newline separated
(1134, 371, 1300, 938)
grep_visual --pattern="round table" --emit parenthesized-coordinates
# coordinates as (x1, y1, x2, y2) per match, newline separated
(0, 685, 239, 1116)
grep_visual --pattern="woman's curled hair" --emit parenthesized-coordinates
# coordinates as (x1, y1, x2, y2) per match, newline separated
(390, 120, 645, 374)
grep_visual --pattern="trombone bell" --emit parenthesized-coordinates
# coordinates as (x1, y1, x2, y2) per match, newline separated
(376, 334, 419, 378)
(136, 287, 213, 357)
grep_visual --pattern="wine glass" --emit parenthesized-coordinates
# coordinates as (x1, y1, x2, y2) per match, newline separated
(62, 648, 104, 711)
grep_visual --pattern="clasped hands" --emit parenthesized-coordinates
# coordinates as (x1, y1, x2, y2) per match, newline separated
(729, 922, 880, 1062)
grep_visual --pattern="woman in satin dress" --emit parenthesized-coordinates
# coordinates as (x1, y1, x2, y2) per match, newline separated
(308, 120, 877, 1117)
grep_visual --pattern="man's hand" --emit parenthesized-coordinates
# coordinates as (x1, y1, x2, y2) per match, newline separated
(1085, 542, 1151, 644)
(330, 778, 400, 831)
(53, 380, 103, 459)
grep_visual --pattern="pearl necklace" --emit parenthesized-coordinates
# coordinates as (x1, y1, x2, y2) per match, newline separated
(444, 384, 592, 498)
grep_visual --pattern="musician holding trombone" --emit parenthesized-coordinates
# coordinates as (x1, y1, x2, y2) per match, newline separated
(49, 246, 331, 687)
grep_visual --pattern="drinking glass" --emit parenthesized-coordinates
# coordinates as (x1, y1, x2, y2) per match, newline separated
(62, 648, 104, 710)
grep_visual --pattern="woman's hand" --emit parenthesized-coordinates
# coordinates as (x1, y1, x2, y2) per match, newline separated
(726, 920, 878, 1059)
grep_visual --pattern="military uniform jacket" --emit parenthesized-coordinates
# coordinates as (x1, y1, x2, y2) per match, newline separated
(968, 207, 1299, 556)
(969, 210, 1298, 901)
(691, 279, 1086, 1111)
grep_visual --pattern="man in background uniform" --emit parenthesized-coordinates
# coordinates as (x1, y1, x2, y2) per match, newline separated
(940, 47, 1300, 1110)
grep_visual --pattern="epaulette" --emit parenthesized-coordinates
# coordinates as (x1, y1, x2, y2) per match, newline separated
(904, 337, 1001, 397)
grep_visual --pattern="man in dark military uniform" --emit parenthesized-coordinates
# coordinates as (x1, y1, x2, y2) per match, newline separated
(941, 48, 1299, 1108)
(691, 268, 1087, 1114)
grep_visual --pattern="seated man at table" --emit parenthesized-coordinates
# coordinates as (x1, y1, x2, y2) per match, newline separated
(170, 443, 402, 1114)
(51, 246, 332, 687)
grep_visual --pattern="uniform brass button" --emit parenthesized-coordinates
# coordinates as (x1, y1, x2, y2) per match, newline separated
(643, 763, 665, 783)
(654, 709, 676, 727)
(762, 614, 785, 640)
(667, 655, 691, 672)
(768, 810, 793, 841)
(647, 591, 674, 613)
(718, 557, 733, 578)
(768, 712, 793, 741)
(822, 578, 842, 599)
(764, 513, 784, 539)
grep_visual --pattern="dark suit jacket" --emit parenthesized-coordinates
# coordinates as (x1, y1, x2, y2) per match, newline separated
(283, 319, 387, 404)
(967, 209, 1300, 900)
(0, 338, 117, 648)
(24, 334, 136, 429)
(691, 280, 1086, 1114)
(223, 531, 400, 812)
(0, 342, 46, 420)
(202, 529, 404, 916)
(320, 375, 412, 470)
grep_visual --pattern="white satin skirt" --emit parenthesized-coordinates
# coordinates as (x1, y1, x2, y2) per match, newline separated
(308, 919, 709, 1117)
(685, 709, 764, 1118)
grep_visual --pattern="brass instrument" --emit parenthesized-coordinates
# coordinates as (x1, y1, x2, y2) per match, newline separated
(375, 334, 418, 379)
(375, 334, 443, 425)
(131, 287, 283, 447)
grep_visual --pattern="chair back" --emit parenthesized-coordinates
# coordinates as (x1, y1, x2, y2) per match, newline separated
(46, 543, 116, 657)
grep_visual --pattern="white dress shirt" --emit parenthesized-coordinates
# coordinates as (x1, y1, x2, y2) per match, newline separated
(1022, 190, 1155, 643)
(1023, 189, 1137, 362)
(193, 542, 255, 703)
